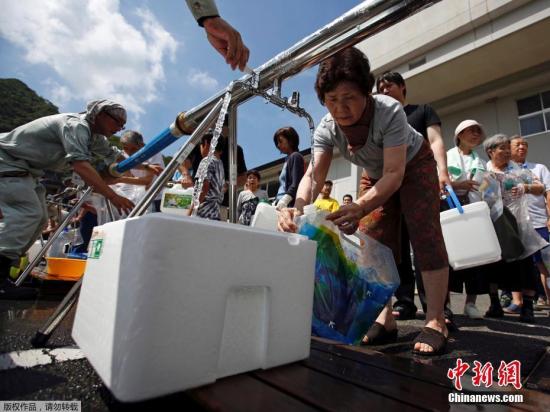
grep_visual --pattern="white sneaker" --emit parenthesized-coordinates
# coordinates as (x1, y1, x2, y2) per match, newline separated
(464, 303, 483, 319)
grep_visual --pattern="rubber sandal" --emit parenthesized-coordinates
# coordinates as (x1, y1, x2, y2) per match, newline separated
(412, 327, 447, 356)
(503, 303, 521, 314)
(445, 317, 459, 333)
(361, 322, 398, 345)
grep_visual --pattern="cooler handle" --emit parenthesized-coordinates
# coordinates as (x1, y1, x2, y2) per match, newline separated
(445, 184, 464, 214)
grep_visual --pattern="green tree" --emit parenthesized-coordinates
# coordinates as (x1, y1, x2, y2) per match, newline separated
(0, 78, 59, 132)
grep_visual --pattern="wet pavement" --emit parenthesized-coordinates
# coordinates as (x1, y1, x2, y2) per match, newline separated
(1, 281, 549, 411)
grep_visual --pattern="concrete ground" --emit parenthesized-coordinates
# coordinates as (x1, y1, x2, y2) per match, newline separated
(0, 282, 549, 411)
(370, 293, 550, 382)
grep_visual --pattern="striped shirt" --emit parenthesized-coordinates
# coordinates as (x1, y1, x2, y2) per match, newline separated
(196, 157, 225, 220)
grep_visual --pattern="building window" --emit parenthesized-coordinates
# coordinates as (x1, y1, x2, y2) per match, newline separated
(260, 182, 279, 201)
(408, 56, 426, 71)
(517, 90, 550, 136)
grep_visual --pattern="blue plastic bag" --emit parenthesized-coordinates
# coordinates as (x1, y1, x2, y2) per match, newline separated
(298, 212, 399, 345)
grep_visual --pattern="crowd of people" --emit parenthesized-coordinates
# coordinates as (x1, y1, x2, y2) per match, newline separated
(1, 0, 548, 360)
(275, 48, 549, 355)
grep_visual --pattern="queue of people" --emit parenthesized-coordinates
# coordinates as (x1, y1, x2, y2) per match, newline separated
(272, 47, 548, 356)
(1, 0, 548, 362)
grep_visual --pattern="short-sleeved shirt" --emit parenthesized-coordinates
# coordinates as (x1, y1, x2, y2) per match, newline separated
(404, 104, 441, 139)
(313, 94, 424, 180)
(189, 139, 247, 180)
(314, 197, 340, 213)
(130, 152, 165, 201)
(196, 156, 225, 220)
(237, 189, 269, 225)
(188, 137, 247, 207)
(518, 161, 550, 228)
(0, 113, 121, 176)
(446, 146, 487, 196)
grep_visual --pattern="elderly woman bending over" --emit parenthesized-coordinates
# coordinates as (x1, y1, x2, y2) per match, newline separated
(278, 47, 449, 355)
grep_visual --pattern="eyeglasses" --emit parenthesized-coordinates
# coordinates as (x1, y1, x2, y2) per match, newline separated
(104, 111, 125, 130)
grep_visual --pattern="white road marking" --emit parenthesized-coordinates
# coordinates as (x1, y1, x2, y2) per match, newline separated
(0, 347, 85, 371)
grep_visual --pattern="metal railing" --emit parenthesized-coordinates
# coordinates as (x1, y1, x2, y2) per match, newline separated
(121, 0, 440, 221)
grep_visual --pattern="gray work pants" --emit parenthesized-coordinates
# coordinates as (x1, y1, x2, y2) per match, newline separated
(0, 175, 47, 261)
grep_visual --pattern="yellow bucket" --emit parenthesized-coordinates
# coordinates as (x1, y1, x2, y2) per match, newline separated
(46, 257, 87, 280)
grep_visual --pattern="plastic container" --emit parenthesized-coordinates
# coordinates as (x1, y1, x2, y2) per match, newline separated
(72, 213, 317, 402)
(251, 203, 317, 232)
(27, 240, 44, 262)
(160, 184, 194, 216)
(46, 257, 87, 279)
(46, 228, 72, 258)
(250, 203, 278, 231)
(440, 201, 501, 270)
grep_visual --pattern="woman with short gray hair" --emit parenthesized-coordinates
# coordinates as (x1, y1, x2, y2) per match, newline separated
(483, 133, 510, 158)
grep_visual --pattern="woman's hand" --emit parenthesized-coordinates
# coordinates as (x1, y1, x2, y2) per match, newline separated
(148, 164, 164, 176)
(277, 207, 300, 233)
(179, 174, 194, 188)
(326, 203, 363, 235)
(451, 180, 479, 192)
(511, 183, 525, 198)
(438, 171, 452, 193)
(109, 193, 135, 215)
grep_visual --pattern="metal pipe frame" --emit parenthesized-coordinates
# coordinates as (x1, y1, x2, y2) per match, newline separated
(118, 0, 439, 220)
(176, 0, 439, 131)
(15, 187, 93, 286)
(176, 0, 438, 217)
(227, 105, 238, 222)
(127, 98, 224, 218)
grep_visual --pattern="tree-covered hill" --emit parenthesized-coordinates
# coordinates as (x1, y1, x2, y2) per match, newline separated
(0, 78, 59, 132)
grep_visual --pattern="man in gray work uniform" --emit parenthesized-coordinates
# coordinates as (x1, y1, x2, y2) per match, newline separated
(0, 100, 135, 299)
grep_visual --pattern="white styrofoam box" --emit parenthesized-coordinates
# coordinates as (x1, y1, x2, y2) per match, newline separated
(72, 213, 317, 402)
(440, 201, 501, 270)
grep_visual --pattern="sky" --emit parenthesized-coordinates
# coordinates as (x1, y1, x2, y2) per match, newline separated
(0, 0, 360, 169)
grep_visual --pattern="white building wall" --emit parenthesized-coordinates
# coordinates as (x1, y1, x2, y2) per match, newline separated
(325, 160, 359, 205)
(356, 0, 550, 167)
(255, 0, 550, 203)
(439, 82, 550, 165)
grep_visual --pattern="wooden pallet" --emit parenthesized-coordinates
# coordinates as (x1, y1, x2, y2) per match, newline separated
(186, 338, 550, 411)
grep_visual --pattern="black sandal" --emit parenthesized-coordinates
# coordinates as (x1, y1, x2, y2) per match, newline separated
(412, 327, 447, 356)
(485, 304, 504, 318)
(444, 308, 459, 332)
(361, 322, 398, 345)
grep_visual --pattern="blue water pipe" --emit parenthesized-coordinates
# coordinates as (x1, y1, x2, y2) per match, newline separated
(109, 113, 194, 176)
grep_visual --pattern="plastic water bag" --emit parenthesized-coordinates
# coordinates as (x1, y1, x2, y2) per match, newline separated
(298, 211, 399, 345)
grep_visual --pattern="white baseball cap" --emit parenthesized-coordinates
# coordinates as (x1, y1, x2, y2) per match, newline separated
(454, 120, 484, 145)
